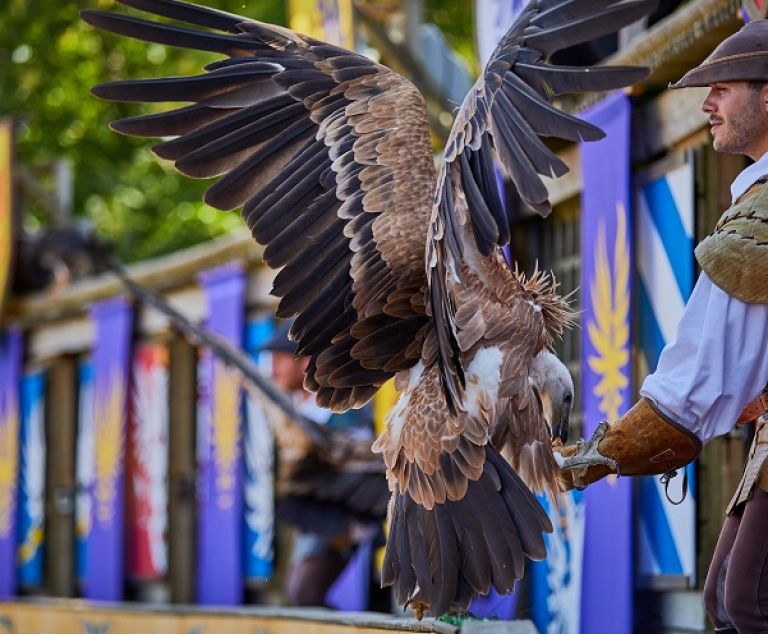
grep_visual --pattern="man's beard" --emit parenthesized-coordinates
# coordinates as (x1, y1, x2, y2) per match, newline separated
(713, 94, 766, 154)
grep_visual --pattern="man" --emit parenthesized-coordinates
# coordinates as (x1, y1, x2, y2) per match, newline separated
(559, 20, 768, 634)
(261, 322, 376, 608)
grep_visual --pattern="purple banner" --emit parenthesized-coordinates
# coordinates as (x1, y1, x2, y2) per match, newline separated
(580, 92, 634, 634)
(325, 539, 372, 612)
(85, 298, 133, 601)
(0, 329, 22, 598)
(197, 264, 246, 605)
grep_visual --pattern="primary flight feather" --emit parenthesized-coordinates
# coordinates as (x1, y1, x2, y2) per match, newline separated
(83, 0, 651, 617)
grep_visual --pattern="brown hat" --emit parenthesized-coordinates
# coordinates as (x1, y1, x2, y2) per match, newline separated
(671, 20, 768, 88)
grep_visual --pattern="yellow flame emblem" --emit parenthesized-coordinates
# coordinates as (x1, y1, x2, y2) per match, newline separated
(94, 380, 125, 525)
(0, 409, 19, 537)
(213, 363, 240, 510)
(18, 527, 43, 564)
(587, 202, 630, 422)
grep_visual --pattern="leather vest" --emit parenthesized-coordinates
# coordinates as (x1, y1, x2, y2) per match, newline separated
(727, 414, 768, 515)
(696, 179, 768, 304)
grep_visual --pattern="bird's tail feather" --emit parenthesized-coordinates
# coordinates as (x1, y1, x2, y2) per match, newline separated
(382, 445, 552, 618)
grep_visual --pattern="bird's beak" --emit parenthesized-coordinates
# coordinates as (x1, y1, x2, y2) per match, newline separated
(552, 396, 572, 444)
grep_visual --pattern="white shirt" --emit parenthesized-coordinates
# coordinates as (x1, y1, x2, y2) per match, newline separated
(640, 159, 768, 444)
(730, 150, 768, 204)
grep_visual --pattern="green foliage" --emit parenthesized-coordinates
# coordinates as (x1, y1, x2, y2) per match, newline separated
(1, 0, 286, 262)
(1, 0, 478, 263)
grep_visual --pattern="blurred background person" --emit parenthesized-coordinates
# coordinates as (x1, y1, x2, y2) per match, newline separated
(260, 321, 381, 608)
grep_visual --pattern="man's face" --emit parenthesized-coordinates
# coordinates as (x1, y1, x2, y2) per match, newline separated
(271, 351, 309, 393)
(701, 81, 768, 159)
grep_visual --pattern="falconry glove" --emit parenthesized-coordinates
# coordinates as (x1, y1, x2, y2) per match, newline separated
(557, 398, 702, 490)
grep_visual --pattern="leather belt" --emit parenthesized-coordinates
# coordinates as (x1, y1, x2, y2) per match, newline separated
(738, 389, 768, 424)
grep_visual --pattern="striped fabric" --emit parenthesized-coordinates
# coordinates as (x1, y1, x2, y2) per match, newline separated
(17, 371, 46, 589)
(636, 159, 697, 584)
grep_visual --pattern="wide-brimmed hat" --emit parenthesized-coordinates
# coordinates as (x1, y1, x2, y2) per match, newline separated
(671, 20, 768, 88)
(259, 321, 298, 354)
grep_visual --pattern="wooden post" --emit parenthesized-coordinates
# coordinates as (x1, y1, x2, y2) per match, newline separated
(168, 336, 197, 603)
(45, 356, 77, 597)
(693, 144, 748, 586)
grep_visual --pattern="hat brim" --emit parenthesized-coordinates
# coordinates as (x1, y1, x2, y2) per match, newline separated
(258, 322, 298, 354)
(671, 56, 768, 89)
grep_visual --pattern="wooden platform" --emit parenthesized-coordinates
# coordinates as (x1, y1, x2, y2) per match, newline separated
(0, 600, 539, 634)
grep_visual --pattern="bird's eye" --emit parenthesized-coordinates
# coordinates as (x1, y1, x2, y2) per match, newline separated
(563, 393, 573, 405)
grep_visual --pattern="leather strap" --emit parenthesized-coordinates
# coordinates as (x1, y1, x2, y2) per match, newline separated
(737, 389, 768, 424)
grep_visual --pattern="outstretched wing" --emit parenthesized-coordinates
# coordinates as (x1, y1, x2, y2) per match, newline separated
(375, 0, 652, 616)
(428, 0, 652, 409)
(82, 0, 436, 412)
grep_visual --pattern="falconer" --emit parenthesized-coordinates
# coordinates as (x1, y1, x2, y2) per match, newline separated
(559, 20, 768, 634)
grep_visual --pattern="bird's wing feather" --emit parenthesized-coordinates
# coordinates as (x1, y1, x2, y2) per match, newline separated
(83, 0, 436, 412)
(427, 0, 652, 411)
(372, 360, 553, 616)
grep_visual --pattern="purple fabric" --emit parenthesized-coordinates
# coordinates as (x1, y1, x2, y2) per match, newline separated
(85, 298, 133, 601)
(0, 329, 22, 598)
(469, 586, 518, 620)
(579, 92, 634, 634)
(325, 539, 372, 611)
(196, 264, 246, 605)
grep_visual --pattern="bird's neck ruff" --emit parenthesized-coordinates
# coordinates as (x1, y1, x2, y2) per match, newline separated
(517, 268, 575, 346)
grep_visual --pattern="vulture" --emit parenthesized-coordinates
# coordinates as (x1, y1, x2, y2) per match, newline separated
(274, 349, 574, 539)
(82, 0, 652, 617)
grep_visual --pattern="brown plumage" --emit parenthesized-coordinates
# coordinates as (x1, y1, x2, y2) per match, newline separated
(83, 0, 652, 616)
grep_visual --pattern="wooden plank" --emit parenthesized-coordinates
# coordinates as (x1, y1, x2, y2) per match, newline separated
(596, 0, 742, 91)
(542, 145, 581, 207)
(167, 336, 197, 604)
(7, 229, 263, 327)
(693, 144, 748, 587)
(0, 600, 472, 633)
(44, 357, 77, 597)
(26, 318, 92, 362)
(632, 88, 709, 162)
(137, 286, 206, 338)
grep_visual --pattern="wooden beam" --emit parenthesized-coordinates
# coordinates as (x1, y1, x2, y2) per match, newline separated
(605, 0, 742, 91)
(167, 336, 197, 604)
(27, 318, 92, 362)
(632, 87, 709, 162)
(7, 229, 263, 327)
(542, 144, 582, 207)
(45, 356, 77, 598)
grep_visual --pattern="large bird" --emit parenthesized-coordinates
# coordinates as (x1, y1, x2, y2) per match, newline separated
(82, 0, 652, 617)
(273, 349, 574, 539)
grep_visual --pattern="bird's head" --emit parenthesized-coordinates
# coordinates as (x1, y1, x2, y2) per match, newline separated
(529, 351, 574, 445)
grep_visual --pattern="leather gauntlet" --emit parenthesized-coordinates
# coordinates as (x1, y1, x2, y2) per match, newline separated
(557, 398, 702, 490)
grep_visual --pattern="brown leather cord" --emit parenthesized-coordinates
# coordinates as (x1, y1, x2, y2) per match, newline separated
(738, 389, 768, 425)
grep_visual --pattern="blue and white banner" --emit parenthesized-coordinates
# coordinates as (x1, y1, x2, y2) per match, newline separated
(531, 491, 586, 634)
(580, 92, 634, 634)
(76, 360, 95, 587)
(475, 0, 526, 67)
(17, 370, 46, 589)
(242, 317, 275, 583)
(636, 159, 697, 585)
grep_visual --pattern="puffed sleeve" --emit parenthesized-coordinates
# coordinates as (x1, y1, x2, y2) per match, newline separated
(640, 273, 768, 443)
